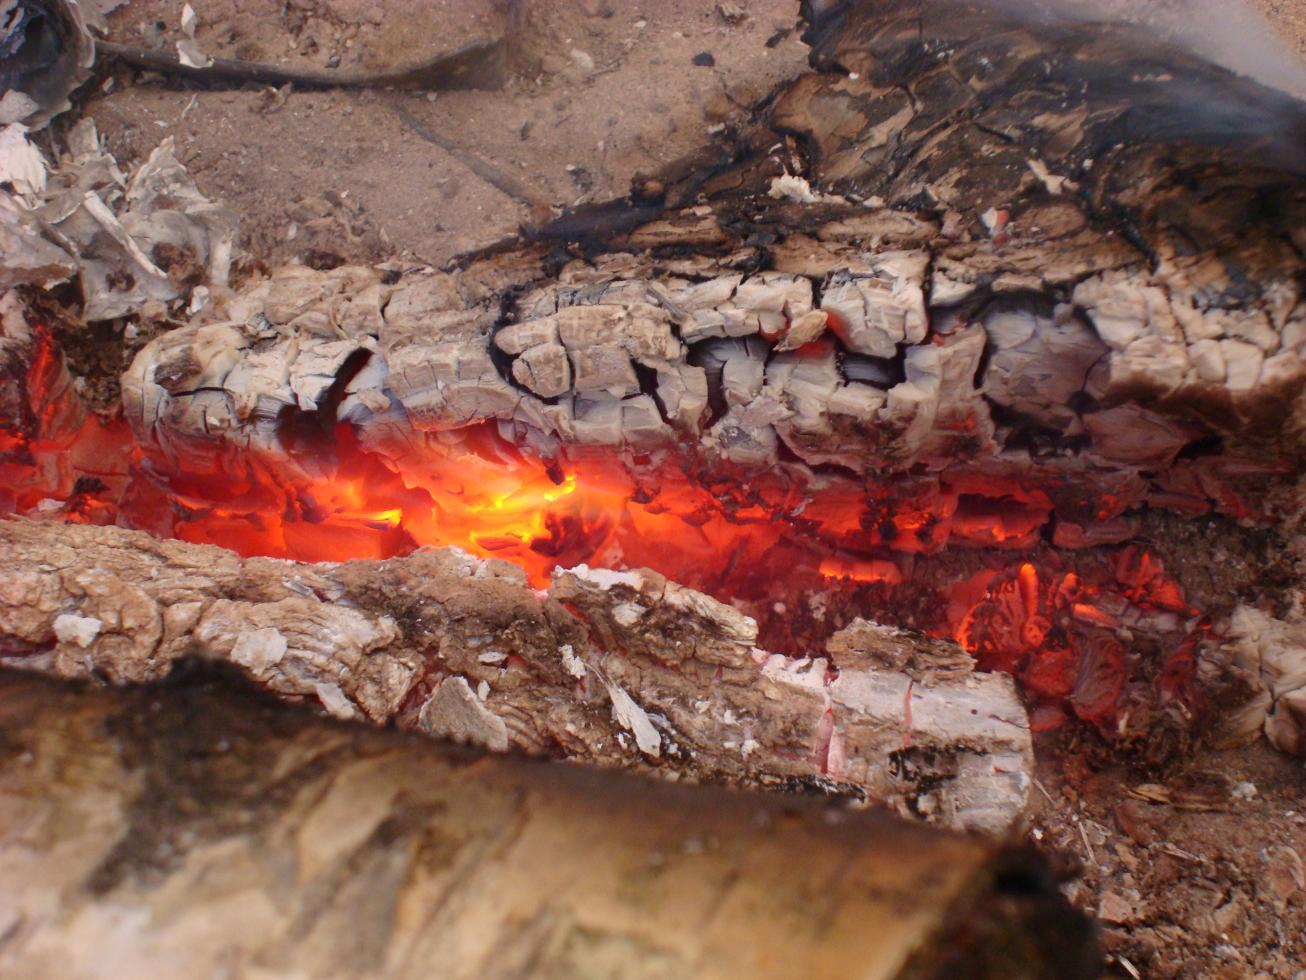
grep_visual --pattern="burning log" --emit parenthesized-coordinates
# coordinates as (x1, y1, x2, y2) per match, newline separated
(0, 667, 1097, 979)
(0, 517, 1032, 833)
(3, 0, 1306, 761)
(98, 0, 1306, 556)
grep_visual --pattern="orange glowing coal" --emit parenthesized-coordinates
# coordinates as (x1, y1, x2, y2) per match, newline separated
(951, 551, 1202, 731)
(1, 327, 1206, 733)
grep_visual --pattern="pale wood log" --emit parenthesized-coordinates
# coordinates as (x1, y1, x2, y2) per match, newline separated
(0, 668, 1095, 979)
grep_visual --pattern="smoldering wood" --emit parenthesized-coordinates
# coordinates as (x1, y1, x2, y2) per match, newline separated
(0, 518, 1034, 833)
(0, 668, 1097, 980)
(0, 0, 1301, 773)
(89, 0, 1306, 542)
(0, 5, 1299, 972)
(2, 0, 1301, 532)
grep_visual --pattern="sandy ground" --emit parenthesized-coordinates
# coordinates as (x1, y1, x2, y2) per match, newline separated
(78, 0, 811, 266)
(33, 1, 1306, 976)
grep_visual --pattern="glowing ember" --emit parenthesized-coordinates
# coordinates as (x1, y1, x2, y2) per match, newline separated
(951, 552, 1203, 731)
(1, 326, 1208, 735)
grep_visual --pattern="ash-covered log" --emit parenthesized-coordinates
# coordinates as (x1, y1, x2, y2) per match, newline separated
(104, 0, 1306, 544)
(0, 518, 1032, 833)
(0, 667, 1097, 979)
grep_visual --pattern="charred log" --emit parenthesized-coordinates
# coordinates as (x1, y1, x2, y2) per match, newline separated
(110, 0, 1306, 530)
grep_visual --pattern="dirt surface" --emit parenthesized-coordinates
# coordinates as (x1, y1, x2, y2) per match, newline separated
(1031, 740, 1305, 979)
(26, 1, 1306, 976)
(78, 0, 810, 267)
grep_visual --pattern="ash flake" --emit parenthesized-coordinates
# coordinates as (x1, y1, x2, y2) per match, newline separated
(560, 643, 587, 679)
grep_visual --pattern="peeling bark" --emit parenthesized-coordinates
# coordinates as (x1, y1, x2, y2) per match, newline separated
(0, 518, 1033, 832)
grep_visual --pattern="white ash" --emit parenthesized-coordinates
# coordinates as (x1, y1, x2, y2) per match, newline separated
(1, 123, 236, 319)
(560, 643, 587, 679)
(230, 628, 288, 673)
(51, 614, 101, 648)
(602, 677, 663, 758)
(313, 681, 358, 721)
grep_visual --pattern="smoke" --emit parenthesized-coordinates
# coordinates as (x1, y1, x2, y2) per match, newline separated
(806, 1, 1306, 98)
(984, 0, 1306, 98)
(1170, 2, 1306, 98)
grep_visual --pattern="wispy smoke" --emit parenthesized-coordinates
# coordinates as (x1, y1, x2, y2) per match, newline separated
(807, 1, 1306, 97)
(987, 0, 1306, 97)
